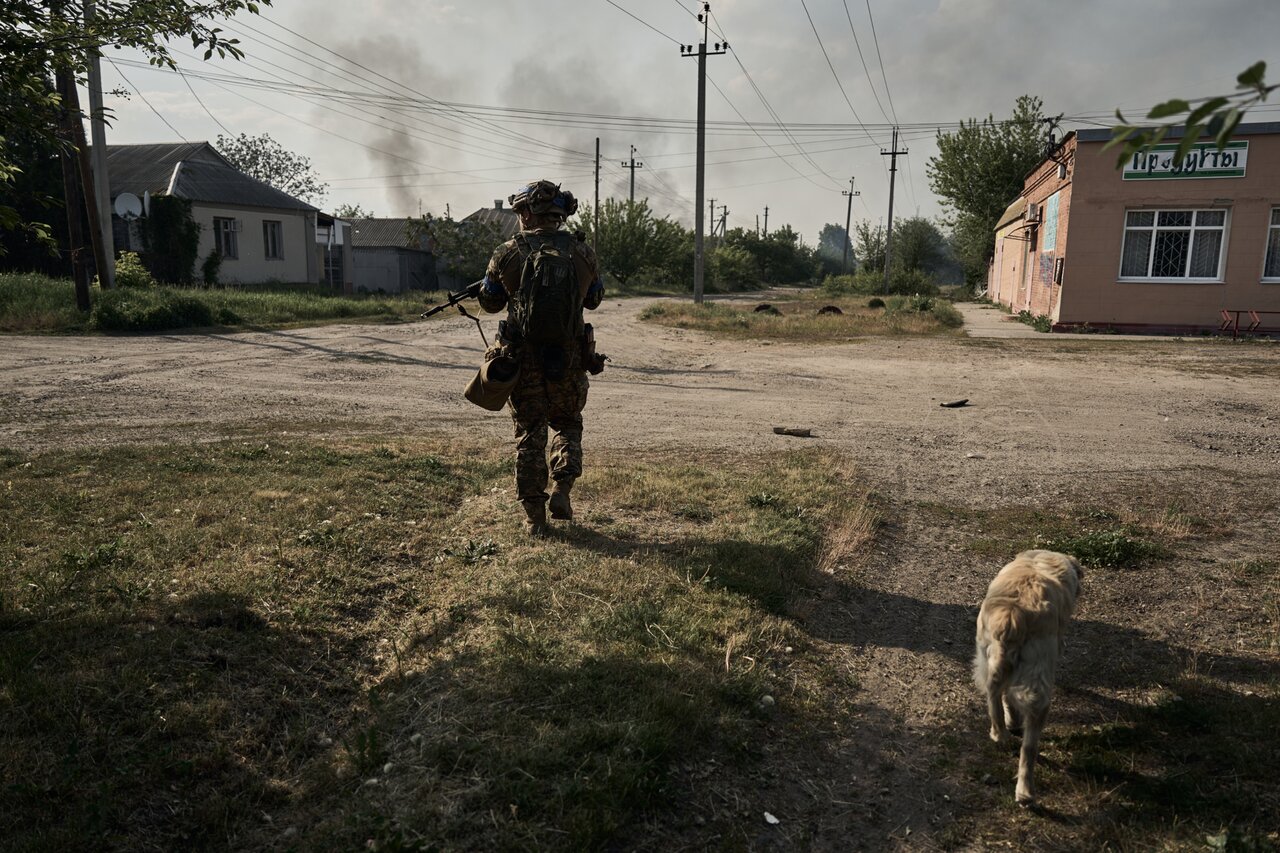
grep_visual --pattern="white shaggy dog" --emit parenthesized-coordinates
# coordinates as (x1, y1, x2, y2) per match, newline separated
(973, 549, 1084, 805)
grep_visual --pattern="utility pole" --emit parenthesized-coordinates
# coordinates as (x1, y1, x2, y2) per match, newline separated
(717, 204, 728, 238)
(880, 126, 907, 294)
(84, 0, 114, 289)
(841, 177, 860, 273)
(620, 144, 643, 203)
(763, 205, 769, 236)
(706, 198, 716, 248)
(681, 3, 727, 304)
(594, 137, 600, 254)
(56, 64, 91, 312)
(756, 214, 759, 236)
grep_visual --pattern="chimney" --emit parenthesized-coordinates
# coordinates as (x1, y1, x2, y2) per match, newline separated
(494, 199, 503, 210)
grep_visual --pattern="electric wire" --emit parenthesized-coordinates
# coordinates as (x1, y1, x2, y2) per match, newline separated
(108, 59, 188, 141)
(841, 0, 892, 125)
(864, 0, 900, 125)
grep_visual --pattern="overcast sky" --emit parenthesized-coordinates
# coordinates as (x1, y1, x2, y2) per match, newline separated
(93, 0, 1280, 243)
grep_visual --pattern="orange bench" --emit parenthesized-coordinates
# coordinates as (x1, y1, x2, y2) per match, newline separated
(1219, 309, 1280, 338)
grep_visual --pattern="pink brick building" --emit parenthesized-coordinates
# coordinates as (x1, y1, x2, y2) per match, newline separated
(987, 123, 1280, 333)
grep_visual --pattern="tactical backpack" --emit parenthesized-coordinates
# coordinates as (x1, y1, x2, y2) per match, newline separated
(510, 231, 582, 347)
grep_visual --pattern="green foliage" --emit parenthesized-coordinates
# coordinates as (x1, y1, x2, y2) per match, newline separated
(822, 267, 938, 297)
(853, 220, 886, 273)
(1017, 309, 1053, 332)
(140, 195, 200, 284)
(112, 251, 155, 289)
(709, 244, 755, 291)
(1108, 62, 1275, 167)
(215, 132, 326, 204)
(201, 250, 222, 287)
(817, 222, 853, 273)
(0, 272, 89, 331)
(410, 214, 503, 283)
(927, 95, 1047, 278)
(0, 1, 271, 245)
(575, 198, 689, 286)
(92, 288, 219, 331)
(721, 225, 817, 285)
(1038, 527, 1163, 569)
(332, 202, 373, 219)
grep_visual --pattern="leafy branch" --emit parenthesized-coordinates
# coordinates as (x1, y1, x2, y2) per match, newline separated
(1106, 61, 1275, 167)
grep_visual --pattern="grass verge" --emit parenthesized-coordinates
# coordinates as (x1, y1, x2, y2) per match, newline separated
(1, 273, 437, 333)
(0, 437, 874, 850)
(639, 292, 963, 341)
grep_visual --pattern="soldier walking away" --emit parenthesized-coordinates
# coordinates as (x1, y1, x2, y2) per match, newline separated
(478, 179, 605, 535)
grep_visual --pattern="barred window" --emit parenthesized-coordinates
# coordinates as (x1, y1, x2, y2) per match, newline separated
(1265, 208, 1280, 280)
(1120, 209, 1225, 280)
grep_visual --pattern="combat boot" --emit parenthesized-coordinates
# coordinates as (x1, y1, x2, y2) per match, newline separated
(522, 499, 548, 537)
(549, 481, 573, 521)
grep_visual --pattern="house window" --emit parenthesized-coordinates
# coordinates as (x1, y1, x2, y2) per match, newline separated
(263, 220, 283, 260)
(213, 217, 239, 259)
(1265, 208, 1280, 280)
(1120, 209, 1225, 281)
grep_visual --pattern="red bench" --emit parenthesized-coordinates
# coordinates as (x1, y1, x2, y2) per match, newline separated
(1219, 309, 1280, 338)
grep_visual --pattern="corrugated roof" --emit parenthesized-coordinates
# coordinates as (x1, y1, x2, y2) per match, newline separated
(348, 218, 431, 250)
(464, 206, 521, 238)
(994, 197, 1028, 231)
(104, 142, 317, 212)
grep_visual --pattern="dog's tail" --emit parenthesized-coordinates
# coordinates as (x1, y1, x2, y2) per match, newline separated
(974, 607, 1024, 690)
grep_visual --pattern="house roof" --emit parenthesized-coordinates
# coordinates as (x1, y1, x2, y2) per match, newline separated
(104, 142, 318, 213)
(464, 205, 521, 238)
(347, 218, 431, 250)
(994, 197, 1028, 231)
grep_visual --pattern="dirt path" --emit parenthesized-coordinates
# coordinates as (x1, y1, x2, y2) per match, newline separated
(4, 299, 1279, 848)
(4, 299, 1279, 505)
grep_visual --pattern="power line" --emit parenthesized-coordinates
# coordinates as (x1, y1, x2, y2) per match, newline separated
(604, 0, 683, 45)
(841, 0, 892, 125)
(864, 0, 899, 124)
(797, 0, 878, 151)
(175, 67, 233, 137)
(108, 59, 187, 141)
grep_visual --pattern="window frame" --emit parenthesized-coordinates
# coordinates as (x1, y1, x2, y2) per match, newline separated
(1117, 207, 1228, 283)
(1263, 207, 1280, 282)
(213, 217, 239, 260)
(263, 219, 284, 261)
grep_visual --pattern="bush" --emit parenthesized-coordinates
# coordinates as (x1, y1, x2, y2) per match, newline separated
(201, 251, 222, 287)
(1017, 310, 1053, 332)
(883, 294, 963, 329)
(1039, 527, 1162, 569)
(822, 267, 940, 297)
(710, 245, 757, 292)
(112, 252, 155, 288)
(92, 288, 216, 332)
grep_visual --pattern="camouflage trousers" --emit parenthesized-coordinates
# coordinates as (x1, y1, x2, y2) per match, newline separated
(509, 351, 590, 505)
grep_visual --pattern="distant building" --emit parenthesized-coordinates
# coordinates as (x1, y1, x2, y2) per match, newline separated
(348, 218, 437, 293)
(105, 142, 348, 287)
(987, 122, 1280, 334)
(463, 199, 521, 239)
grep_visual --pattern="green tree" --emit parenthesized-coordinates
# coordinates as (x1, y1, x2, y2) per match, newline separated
(891, 217, 948, 277)
(854, 220, 886, 273)
(0, 1, 270, 245)
(926, 94, 1046, 278)
(1108, 62, 1275, 166)
(723, 225, 816, 284)
(576, 198, 679, 285)
(817, 222, 852, 273)
(409, 214, 503, 284)
(216, 132, 326, 205)
(333, 203, 373, 219)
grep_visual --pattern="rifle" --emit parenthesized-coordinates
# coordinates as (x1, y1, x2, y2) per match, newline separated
(421, 280, 488, 345)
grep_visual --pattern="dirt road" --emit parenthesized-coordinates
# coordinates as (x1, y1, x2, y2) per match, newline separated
(3, 299, 1279, 505)
(4, 298, 1279, 847)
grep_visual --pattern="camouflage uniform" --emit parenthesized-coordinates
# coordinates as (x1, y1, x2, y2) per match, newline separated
(479, 226, 604, 515)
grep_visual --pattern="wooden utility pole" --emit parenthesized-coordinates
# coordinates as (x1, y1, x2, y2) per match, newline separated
(880, 126, 907, 294)
(55, 64, 92, 311)
(763, 205, 769, 236)
(841, 177, 860, 273)
(621, 144, 643, 203)
(680, 3, 726, 304)
(717, 204, 728, 238)
(84, 0, 114, 288)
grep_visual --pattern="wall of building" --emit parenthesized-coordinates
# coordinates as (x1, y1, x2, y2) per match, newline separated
(351, 248, 437, 293)
(1059, 132, 1280, 330)
(193, 203, 314, 285)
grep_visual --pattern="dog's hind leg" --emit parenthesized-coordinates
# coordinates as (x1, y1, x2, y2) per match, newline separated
(986, 681, 1012, 745)
(1015, 702, 1049, 805)
(1003, 696, 1023, 736)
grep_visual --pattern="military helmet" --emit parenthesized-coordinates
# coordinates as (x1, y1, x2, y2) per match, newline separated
(509, 179, 578, 218)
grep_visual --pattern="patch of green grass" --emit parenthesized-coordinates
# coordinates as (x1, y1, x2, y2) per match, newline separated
(1037, 526, 1163, 569)
(0, 437, 875, 851)
(639, 293, 963, 340)
(1, 273, 435, 334)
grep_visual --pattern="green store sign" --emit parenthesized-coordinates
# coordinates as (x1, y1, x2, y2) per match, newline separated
(1123, 140, 1248, 180)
